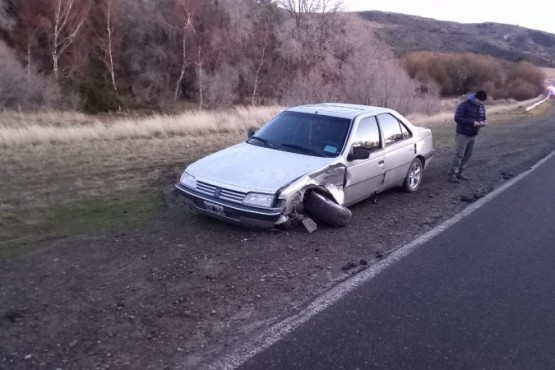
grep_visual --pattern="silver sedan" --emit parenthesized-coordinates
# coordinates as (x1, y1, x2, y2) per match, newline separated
(175, 103, 434, 229)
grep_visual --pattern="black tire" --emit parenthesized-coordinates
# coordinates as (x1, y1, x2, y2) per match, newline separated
(304, 191, 352, 227)
(403, 157, 423, 193)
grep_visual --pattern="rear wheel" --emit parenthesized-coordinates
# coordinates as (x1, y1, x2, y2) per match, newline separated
(403, 158, 423, 193)
(304, 191, 352, 227)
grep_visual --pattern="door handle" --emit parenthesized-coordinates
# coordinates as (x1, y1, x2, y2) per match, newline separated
(378, 160, 384, 165)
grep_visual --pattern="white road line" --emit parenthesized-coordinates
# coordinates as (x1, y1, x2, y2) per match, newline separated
(207, 150, 555, 370)
(526, 93, 551, 111)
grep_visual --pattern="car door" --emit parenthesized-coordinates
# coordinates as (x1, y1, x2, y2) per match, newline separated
(344, 116, 385, 206)
(377, 113, 416, 190)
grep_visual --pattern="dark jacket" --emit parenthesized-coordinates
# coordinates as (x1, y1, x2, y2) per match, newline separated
(454, 95, 486, 136)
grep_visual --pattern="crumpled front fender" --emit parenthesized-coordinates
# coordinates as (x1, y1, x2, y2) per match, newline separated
(277, 163, 347, 216)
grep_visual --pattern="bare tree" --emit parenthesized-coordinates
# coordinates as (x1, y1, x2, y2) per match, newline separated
(170, 0, 201, 101)
(274, 5, 349, 102)
(276, 0, 343, 28)
(14, 2, 50, 80)
(97, 0, 118, 95)
(339, 14, 423, 113)
(187, 0, 232, 110)
(247, 5, 274, 105)
(51, 0, 89, 81)
(251, 39, 267, 105)
(194, 45, 205, 110)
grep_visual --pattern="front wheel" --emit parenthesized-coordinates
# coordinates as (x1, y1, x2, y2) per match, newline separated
(403, 158, 423, 193)
(304, 191, 352, 227)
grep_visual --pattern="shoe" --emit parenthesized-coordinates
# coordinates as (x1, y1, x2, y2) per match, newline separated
(448, 175, 460, 183)
(457, 173, 470, 181)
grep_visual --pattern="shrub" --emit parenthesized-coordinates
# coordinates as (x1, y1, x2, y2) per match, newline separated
(403, 51, 545, 101)
(0, 41, 61, 110)
(203, 65, 240, 108)
(79, 78, 120, 114)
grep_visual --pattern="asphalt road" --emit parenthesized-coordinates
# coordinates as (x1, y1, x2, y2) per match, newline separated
(238, 152, 555, 369)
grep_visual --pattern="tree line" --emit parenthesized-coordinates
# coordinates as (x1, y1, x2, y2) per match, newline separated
(0, 0, 546, 113)
(403, 52, 545, 101)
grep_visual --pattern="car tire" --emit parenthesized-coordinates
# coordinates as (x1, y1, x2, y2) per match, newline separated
(304, 191, 352, 227)
(403, 157, 423, 193)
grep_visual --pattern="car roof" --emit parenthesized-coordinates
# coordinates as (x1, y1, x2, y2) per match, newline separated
(287, 103, 393, 120)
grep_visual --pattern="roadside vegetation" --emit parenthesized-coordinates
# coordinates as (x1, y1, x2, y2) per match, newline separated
(0, 108, 280, 252)
(403, 52, 545, 100)
(1, 0, 547, 115)
(0, 0, 433, 115)
(0, 98, 547, 252)
(0, 0, 551, 252)
(0, 106, 282, 147)
(542, 67, 555, 85)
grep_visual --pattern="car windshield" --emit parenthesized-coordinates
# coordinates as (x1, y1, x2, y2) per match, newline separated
(249, 111, 351, 157)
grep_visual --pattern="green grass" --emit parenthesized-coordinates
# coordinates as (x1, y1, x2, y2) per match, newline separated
(0, 191, 162, 255)
(430, 127, 453, 150)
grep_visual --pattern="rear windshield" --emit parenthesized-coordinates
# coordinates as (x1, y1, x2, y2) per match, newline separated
(249, 111, 351, 157)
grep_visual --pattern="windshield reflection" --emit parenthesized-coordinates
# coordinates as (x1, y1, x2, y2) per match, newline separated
(249, 111, 351, 157)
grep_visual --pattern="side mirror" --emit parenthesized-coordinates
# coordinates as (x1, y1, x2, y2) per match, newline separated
(348, 146, 371, 161)
(247, 127, 257, 138)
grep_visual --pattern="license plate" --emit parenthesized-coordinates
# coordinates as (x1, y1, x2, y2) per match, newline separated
(203, 201, 225, 216)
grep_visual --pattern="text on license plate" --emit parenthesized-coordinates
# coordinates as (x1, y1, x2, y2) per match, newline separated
(203, 201, 225, 216)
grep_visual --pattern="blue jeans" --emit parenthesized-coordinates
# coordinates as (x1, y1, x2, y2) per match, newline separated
(448, 133, 476, 175)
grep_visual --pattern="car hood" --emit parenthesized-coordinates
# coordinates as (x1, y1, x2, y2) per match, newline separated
(186, 142, 338, 193)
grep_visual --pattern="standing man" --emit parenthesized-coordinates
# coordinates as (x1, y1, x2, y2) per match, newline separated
(448, 90, 488, 183)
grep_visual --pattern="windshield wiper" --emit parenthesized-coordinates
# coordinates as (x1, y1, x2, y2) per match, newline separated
(280, 143, 324, 157)
(248, 136, 275, 148)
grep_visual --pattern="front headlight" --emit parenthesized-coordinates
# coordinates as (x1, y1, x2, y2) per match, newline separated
(180, 172, 197, 189)
(243, 192, 275, 207)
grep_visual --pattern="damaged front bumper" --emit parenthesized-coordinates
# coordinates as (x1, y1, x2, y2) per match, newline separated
(174, 183, 285, 228)
(175, 163, 348, 229)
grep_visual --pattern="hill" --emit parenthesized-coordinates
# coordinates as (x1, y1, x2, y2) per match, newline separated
(358, 11, 555, 67)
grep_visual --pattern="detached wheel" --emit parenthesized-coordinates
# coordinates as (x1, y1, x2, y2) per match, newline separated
(403, 157, 423, 193)
(304, 191, 352, 227)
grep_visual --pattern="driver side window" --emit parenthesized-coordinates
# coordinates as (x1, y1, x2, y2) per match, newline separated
(353, 116, 381, 151)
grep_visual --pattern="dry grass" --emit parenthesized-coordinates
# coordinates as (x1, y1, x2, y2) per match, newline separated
(408, 96, 541, 127)
(0, 106, 283, 147)
(1, 100, 549, 246)
(2, 99, 540, 147)
(0, 131, 249, 247)
(542, 67, 555, 85)
(0, 110, 94, 128)
(0, 132, 245, 212)
(0, 106, 285, 245)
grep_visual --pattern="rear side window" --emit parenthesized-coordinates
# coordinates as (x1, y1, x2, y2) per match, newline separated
(400, 123, 411, 139)
(377, 114, 411, 146)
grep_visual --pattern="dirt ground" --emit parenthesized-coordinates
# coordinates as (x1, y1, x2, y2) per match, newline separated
(1, 102, 555, 370)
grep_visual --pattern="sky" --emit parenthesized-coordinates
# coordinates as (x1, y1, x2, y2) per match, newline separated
(343, 0, 555, 35)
